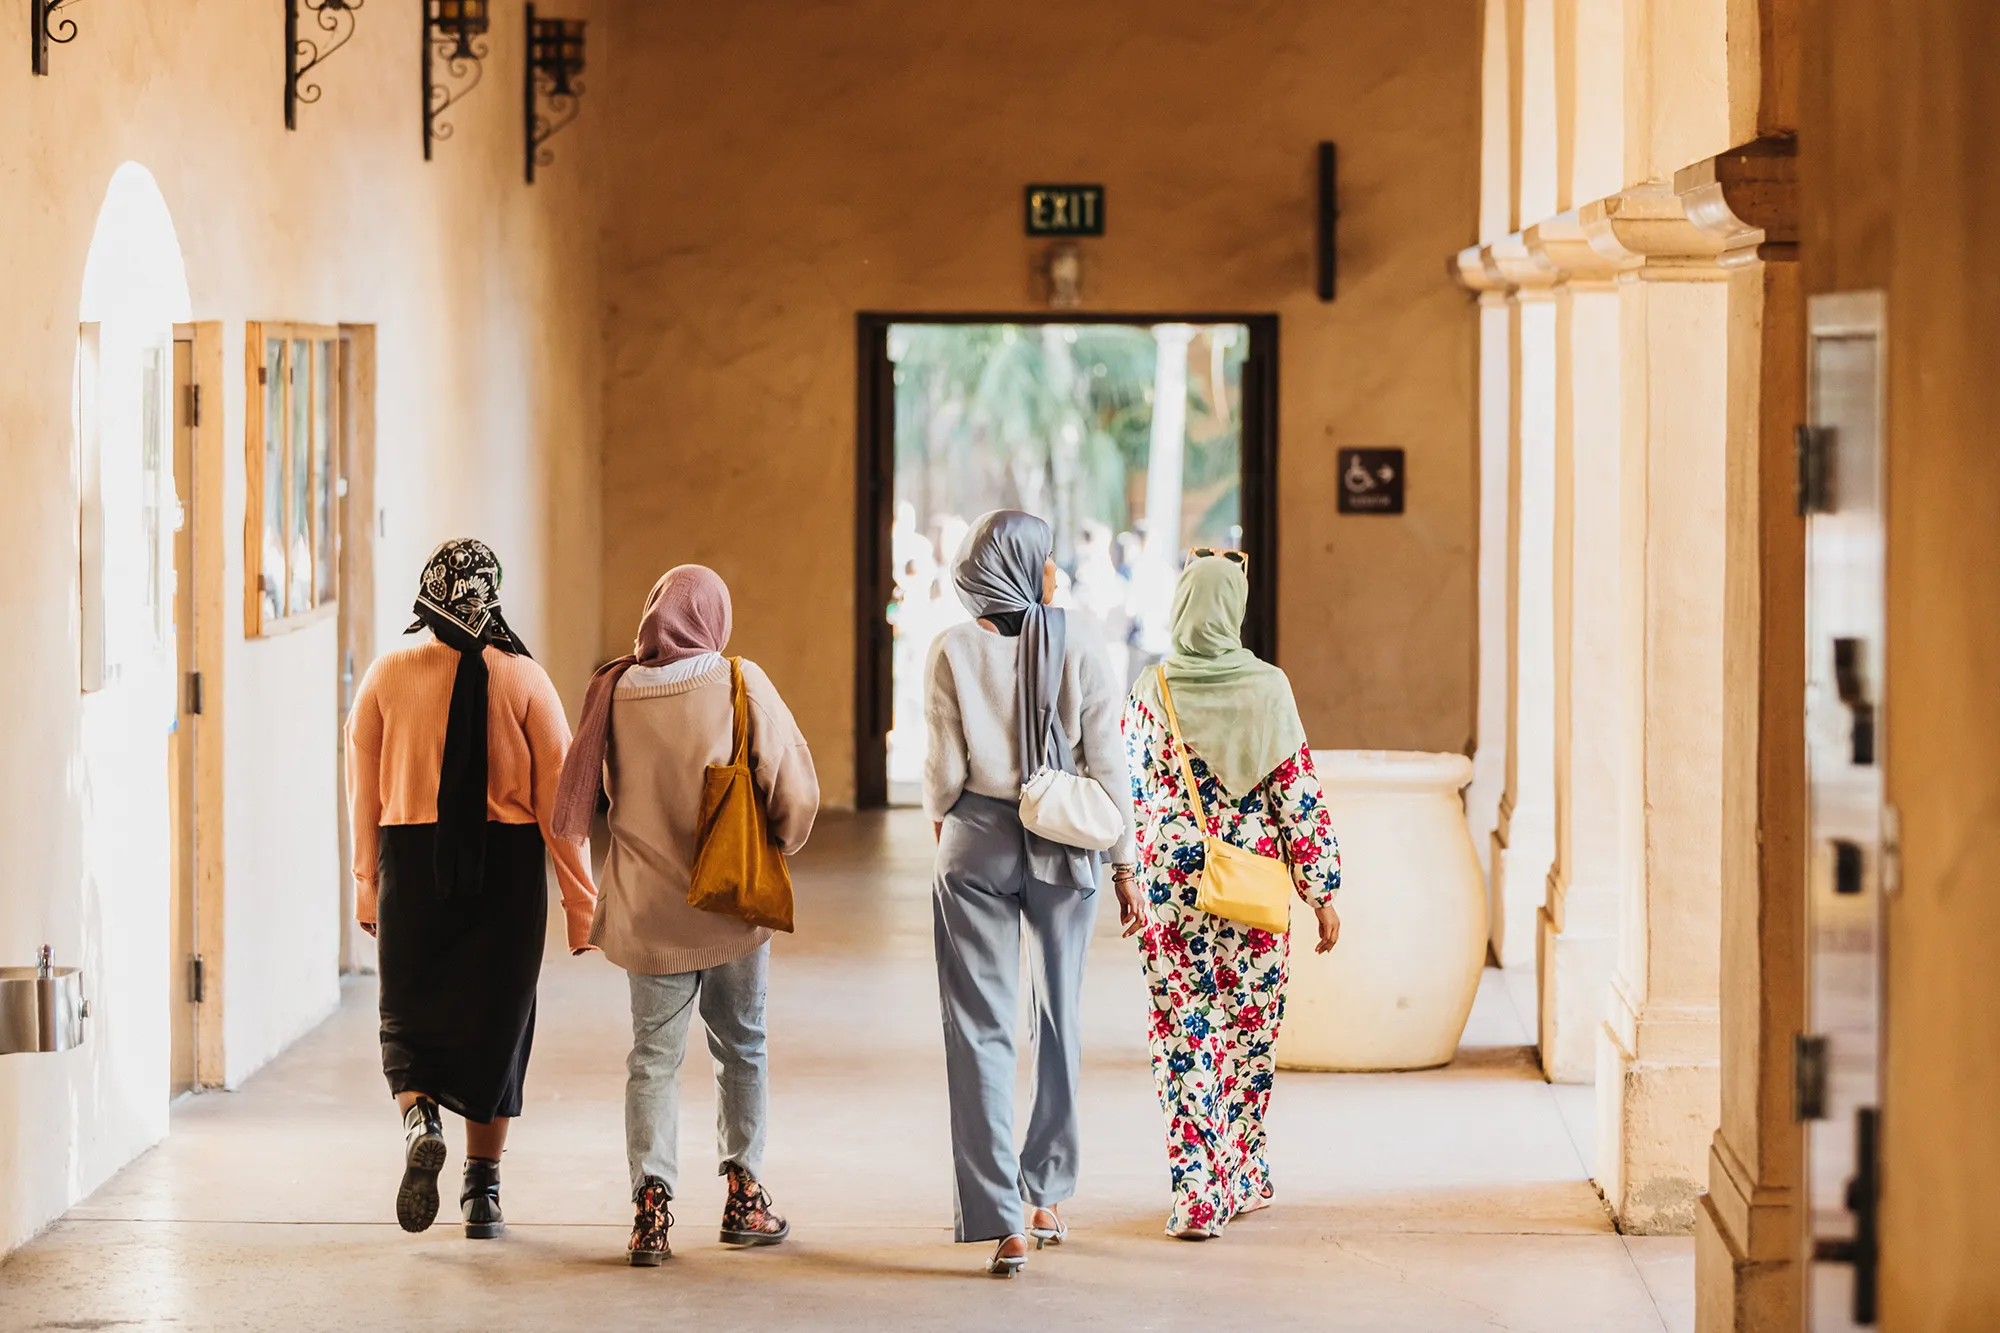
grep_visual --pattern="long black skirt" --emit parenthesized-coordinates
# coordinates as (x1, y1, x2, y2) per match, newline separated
(377, 821, 549, 1123)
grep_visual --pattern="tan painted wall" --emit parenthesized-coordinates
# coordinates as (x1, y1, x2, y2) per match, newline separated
(1802, 0, 2000, 1324)
(0, 0, 602, 1253)
(599, 0, 1484, 805)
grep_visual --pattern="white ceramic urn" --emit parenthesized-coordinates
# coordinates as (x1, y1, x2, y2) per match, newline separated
(1275, 750, 1487, 1072)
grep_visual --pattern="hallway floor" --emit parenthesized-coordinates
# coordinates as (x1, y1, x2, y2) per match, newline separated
(0, 812, 1690, 1332)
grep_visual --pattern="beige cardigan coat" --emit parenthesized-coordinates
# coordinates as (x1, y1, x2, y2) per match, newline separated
(589, 656, 818, 975)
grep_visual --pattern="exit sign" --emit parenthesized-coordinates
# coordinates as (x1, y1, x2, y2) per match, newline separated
(1025, 184, 1105, 236)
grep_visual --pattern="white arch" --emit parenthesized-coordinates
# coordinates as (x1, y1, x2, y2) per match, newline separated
(79, 161, 191, 325)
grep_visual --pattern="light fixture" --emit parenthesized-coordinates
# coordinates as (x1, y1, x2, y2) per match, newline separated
(1317, 141, 1339, 302)
(524, 6, 587, 183)
(286, 0, 364, 130)
(423, 0, 491, 159)
(30, 0, 82, 76)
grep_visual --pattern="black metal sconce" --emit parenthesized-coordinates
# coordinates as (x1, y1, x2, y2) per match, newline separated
(422, 0, 491, 159)
(30, 0, 82, 76)
(1317, 141, 1339, 302)
(524, 6, 586, 184)
(286, 0, 364, 129)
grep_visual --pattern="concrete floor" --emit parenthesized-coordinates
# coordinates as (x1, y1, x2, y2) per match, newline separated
(0, 811, 1691, 1332)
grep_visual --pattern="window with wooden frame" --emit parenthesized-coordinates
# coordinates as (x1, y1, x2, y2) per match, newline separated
(245, 323, 341, 634)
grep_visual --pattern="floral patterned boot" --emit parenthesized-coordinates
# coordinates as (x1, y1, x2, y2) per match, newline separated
(719, 1162, 789, 1246)
(628, 1177, 673, 1266)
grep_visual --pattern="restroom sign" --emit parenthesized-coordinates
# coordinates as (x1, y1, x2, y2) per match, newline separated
(1338, 448, 1404, 514)
(1025, 184, 1105, 236)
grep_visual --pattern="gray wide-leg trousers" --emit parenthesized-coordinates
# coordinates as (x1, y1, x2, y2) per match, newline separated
(932, 792, 1098, 1243)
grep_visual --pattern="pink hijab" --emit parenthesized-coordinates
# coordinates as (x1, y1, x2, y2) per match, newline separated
(551, 565, 733, 842)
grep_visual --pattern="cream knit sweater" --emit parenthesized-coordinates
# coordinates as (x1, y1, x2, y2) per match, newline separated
(590, 657, 819, 975)
(922, 618, 1136, 864)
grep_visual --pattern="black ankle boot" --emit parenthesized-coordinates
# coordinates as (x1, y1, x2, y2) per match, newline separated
(397, 1098, 446, 1234)
(461, 1156, 505, 1240)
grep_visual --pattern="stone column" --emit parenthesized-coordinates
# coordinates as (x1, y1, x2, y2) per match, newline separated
(1586, 182, 1753, 1235)
(1484, 239, 1559, 969)
(1459, 252, 1512, 889)
(1679, 142, 1807, 1332)
(1523, 214, 1626, 1084)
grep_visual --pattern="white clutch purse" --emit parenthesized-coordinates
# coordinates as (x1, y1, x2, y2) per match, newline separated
(1018, 767, 1125, 851)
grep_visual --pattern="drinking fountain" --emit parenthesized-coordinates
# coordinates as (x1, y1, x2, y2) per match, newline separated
(0, 945, 89, 1055)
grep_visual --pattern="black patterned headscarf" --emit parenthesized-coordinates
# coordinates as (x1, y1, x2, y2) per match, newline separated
(407, 539, 529, 895)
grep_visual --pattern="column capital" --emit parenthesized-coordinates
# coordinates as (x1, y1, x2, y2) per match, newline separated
(1524, 210, 1622, 285)
(1451, 243, 1511, 294)
(1454, 138, 1800, 291)
(1485, 234, 1562, 294)
(1675, 134, 1799, 260)
(1575, 183, 1748, 278)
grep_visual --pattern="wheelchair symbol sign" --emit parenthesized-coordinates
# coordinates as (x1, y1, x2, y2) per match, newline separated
(1337, 448, 1405, 514)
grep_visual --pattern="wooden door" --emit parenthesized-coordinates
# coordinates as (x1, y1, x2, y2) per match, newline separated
(168, 335, 199, 1095)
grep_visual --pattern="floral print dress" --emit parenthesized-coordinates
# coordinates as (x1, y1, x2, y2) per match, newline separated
(1123, 695, 1340, 1236)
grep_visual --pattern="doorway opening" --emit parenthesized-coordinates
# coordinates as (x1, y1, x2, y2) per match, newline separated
(854, 314, 1278, 808)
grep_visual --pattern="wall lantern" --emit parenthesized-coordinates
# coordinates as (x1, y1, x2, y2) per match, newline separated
(523, 6, 587, 184)
(286, 0, 364, 130)
(1316, 141, 1339, 302)
(29, 0, 82, 76)
(422, 0, 491, 159)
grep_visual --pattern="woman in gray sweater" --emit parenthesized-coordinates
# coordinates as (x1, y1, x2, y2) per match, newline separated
(923, 510, 1135, 1276)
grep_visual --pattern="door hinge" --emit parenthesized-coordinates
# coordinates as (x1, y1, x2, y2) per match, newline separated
(1880, 804, 1902, 896)
(1795, 1032, 1829, 1121)
(257, 364, 268, 386)
(185, 383, 201, 428)
(187, 954, 206, 1005)
(1796, 424, 1835, 515)
(185, 670, 204, 716)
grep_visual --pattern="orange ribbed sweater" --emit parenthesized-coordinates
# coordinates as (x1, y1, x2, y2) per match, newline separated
(345, 640, 598, 949)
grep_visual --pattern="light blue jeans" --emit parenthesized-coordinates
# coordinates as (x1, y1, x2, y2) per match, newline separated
(624, 944, 769, 1200)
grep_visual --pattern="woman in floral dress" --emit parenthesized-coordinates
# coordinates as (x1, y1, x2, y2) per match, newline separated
(1117, 554, 1341, 1240)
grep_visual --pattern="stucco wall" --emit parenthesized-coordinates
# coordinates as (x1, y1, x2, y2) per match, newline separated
(0, 0, 602, 1252)
(599, 0, 1483, 805)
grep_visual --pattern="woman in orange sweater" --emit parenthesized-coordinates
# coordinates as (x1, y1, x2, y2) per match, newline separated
(345, 539, 597, 1240)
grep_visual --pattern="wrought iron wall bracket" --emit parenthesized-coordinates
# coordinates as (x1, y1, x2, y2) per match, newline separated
(524, 5, 587, 184)
(287, 0, 365, 130)
(423, 0, 491, 160)
(30, 0, 82, 76)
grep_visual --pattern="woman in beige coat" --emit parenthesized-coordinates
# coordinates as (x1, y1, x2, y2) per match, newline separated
(553, 565, 818, 1266)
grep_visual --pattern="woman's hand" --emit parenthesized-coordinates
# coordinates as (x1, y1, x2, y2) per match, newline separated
(1113, 865, 1145, 939)
(1313, 903, 1341, 954)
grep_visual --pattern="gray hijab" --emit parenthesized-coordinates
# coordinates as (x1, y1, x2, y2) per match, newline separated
(953, 510, 1096, 890)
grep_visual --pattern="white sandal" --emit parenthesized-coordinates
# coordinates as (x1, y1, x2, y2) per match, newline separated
(987, 1234, 1029, 1277)
(1027, 1207, 1068, 1249)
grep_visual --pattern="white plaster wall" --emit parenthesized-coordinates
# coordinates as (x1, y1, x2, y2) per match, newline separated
(222, 620, 342, 1086)
(0, 0, 604, 1254)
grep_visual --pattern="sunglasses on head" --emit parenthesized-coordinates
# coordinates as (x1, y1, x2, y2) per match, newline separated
(1185, 548, 1250, 571)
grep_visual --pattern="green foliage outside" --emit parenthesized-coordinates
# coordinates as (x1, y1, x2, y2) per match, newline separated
(890, 322, 1246, 563)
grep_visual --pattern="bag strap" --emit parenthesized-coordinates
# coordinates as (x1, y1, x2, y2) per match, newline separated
(1155, 667, 1211, 835)
(728, 656, 751, 766)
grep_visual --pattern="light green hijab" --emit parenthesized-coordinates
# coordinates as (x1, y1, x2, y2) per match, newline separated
(1130, 555, 1307, 797)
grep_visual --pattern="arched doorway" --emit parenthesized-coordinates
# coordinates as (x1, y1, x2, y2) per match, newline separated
(75, 162, 201, 1098)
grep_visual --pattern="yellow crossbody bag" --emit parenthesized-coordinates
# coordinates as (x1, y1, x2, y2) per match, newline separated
(1155, 667, 1295, 935)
